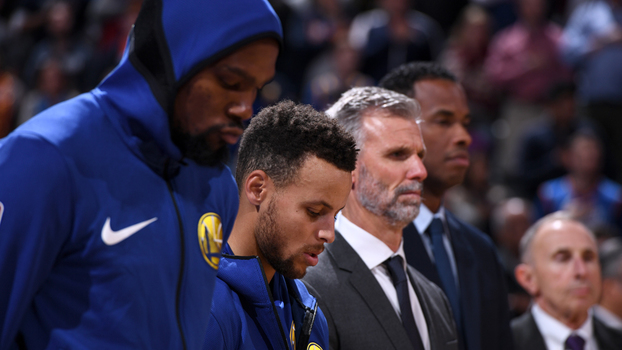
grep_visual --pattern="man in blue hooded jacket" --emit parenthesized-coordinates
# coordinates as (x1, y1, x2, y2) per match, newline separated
(204, 100, 358, 350)
(0, 0, 281, 349)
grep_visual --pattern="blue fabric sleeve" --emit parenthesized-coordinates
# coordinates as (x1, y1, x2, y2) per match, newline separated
(0, 134, 74, 350)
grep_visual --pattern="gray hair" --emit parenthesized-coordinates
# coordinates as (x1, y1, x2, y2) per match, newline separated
(325, 86, 421, 148)
(599, 237, 622, 280)
(519, 211, 595, 262)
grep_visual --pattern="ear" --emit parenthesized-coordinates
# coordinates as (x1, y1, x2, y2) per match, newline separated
(515, 263, 539, 297)
(244, 170, 272, 207)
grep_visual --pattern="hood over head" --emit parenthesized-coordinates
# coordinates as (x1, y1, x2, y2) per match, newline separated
(93, 0, 283, 176)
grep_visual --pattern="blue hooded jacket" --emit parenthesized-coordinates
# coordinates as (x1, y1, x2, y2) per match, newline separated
(205, 244, 329, 350)
(0, 1, 282, 349)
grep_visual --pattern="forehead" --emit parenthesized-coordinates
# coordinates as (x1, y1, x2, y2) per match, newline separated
(360, 112, 423, 150)
(413, 79, 469, 118)
(534, 220, 597, 255)
(210, 38, 278, 81)
(279, 156, 351, 204)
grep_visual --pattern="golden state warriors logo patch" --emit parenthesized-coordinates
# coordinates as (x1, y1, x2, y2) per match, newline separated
(307, 342, 323, 350)
(289, 321, 296, 348)
(198, 212, 223, 269)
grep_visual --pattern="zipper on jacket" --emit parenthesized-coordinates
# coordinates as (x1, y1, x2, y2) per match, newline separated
(164, 160, 187, 350)
(296, 300, 317, 349)
(257, 256, 291, 350)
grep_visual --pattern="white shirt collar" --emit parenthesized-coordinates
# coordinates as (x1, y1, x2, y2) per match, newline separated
(532, 304, 594, 348)
(593, 304, 622, 331)
(336, 212, 406, 270)
(413, 203, 445, 234)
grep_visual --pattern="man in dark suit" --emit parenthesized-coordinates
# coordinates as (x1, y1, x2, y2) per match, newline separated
(379, 62, 513, 350)
(303, 86, 458, 350)
(512, 211, 621, 350)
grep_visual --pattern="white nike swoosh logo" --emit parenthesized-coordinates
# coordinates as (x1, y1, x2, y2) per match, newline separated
(101, 217, 158, 246)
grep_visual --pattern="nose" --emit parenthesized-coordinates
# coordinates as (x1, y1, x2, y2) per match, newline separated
(573, 257, 588, 278)
(406, 155, 428, 182)
(318, 220, 336, 244)
(228, 90, 257, 121)
(454, 124, 472, 148)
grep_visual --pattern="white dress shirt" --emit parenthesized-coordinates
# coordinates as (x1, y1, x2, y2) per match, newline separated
(593, 305, 622, 331)
(531, 304, 598, 350)
(413, 204, 459, 286)
(336, 212, 430, 350)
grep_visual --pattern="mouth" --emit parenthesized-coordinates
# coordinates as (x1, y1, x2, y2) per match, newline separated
(570, 286, 593, 297)
(446, 151, 470, 167)
(303, 248, 324, 267)
(219, 126, 244, 145)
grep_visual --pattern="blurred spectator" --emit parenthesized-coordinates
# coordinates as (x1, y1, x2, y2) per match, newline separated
(349, 0, 444, 82)
(561, 0, 622, 184)
(282, 0, 352, 98)
(490, 197, 533, 318)
(471, 0, 517, 33)
(82, 0, 142, 90)
(512, 212, 620, 349)
(0, 50, 25, 137)
(302, 37, 373, 110)
(22, 0, 91, 91)
(440, 4, 498, 124)
(513, 82, 594, 198)
(486, 0, 569, 103)
(535, 130, 622, 236)
(594, 237, 622, 333)
(415, 0, 467, 34)
(17, 57, 77, 125)
(485, 0, 571, 182)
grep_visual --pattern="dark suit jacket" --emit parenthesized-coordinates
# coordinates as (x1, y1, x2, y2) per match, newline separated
(512, 309, 622, 350)
(302, 231, 458, 350)
(403, 210, 513, 350)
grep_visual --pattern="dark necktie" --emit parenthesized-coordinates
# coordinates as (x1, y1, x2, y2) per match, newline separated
(565, 334, 585, 350)
(427, 218, 461, 328)
(383, 255, 425, 350)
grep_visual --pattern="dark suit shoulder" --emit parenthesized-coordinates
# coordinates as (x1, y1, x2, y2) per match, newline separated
(446, 210, 496, 251)
(511, 311, 546, 350)
(303, 241, 343, 291)
(594, 316, 622, 350)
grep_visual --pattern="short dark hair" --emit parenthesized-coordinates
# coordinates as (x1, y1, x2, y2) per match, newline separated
(236, 100, 358, 192)
(379, 62, 457, 97)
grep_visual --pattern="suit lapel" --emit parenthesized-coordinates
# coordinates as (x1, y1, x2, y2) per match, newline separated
(403, 222, 442, 287)
(407, 267, 447, 350)
(329, 231, 414, 350)
(446, 212, 480, 350)
(594, 316, 622, 350)
(517, 312, 547, 350)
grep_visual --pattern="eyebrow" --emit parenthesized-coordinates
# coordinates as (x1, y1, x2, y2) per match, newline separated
(222, 66, 254, 83)
(223, 65, 273, 88)
(305, 200, 334, 210)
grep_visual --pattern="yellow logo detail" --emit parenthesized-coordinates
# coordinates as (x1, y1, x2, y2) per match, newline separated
(307, 342, 323, 350)
(198, 212, 223, 269)
(289, 321, 296, 348)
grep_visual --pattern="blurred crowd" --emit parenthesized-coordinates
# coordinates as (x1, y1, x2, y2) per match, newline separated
(0, 0, 621, 319)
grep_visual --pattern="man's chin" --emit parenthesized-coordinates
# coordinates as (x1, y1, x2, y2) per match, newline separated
(172, 132, 229, 166)
(185, 144, 229, 167)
